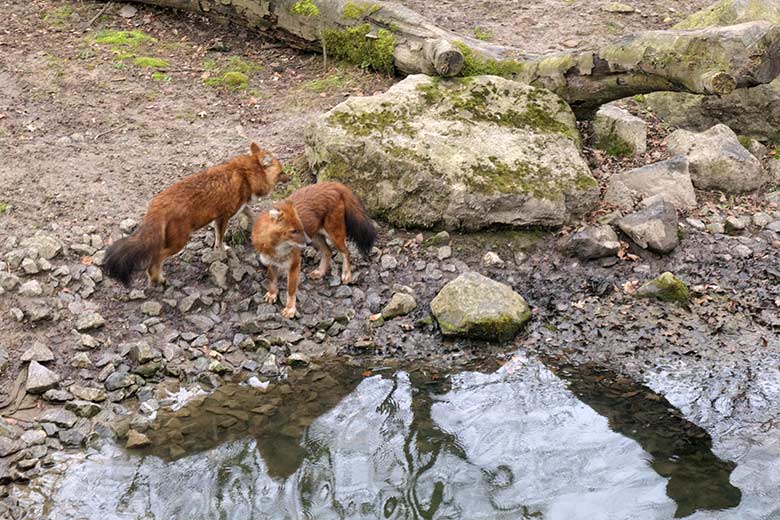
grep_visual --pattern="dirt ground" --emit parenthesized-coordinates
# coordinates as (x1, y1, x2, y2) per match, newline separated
(401, 0, 714, 53)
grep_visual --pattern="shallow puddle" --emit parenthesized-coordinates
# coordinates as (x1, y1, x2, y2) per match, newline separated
(10, 355, 779, 519)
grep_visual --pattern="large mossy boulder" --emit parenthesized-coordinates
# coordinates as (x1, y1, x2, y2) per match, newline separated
(305, 75, 599, 230)
(642, 0, 780, 142)
(430, 272, 531, 341)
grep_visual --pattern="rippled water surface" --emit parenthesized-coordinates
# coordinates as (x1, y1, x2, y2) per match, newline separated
(12, 355, 780, 520)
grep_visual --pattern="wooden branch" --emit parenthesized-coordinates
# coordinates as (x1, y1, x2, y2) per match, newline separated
(122, 0, 780, 113)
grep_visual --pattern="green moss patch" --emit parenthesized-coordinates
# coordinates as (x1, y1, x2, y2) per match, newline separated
(201, 56, 262, 91)
(453, 41, 523, 77)
(151, 72, 172, 82)
(637, 272, 690, 303)
(473, 27, 493, 41)
(0, 202, 9, 214)
(133, 56, 169, 69)
(329, 109, 415, 137)
(92, 30, 156, 48)
(42, 5, 73, 27)
(301, 74, 348, 92)
(323, 24, 394, 75)
(596, 133, 634, 157)
(291, 0, 320, 17)
(342, 1, 381, 19)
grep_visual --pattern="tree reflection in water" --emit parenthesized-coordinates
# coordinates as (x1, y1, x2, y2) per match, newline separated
(18, 355, 742, 520)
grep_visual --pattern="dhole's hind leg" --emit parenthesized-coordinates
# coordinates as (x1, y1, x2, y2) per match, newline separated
(325, 211, 352, 284)
(147, 223, 189, 286)
(213, 217, 229, 250)
(308, 234, 332, 280)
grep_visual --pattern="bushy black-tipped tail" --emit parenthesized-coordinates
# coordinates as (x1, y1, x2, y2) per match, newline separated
(103, 222, 162, 286)
(343, 191, 377, 257)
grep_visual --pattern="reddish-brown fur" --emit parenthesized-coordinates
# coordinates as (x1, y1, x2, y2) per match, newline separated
(104, 142, 285, 286)
(252, 182, 376, 318)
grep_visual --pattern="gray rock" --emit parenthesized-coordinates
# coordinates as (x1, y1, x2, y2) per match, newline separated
(20, 429, 46, 447)
(706, 221, 726, 234)
(125, 430, 151, 449)
(209, 261, 229, 288)
(20, 342, 54, 363)
(733, 244, 753, 258)
(724, 216, 748, 234)
(482, 252, 505, 267)
(685, 217, 706, 230)
(566, 225, 621, 260)
(636, 272, 690, 303)
(592, 104, 647, 156)
(119, 219, 138, 234)
(18, 280, 43, 297)
(665, 124, 765, 193)
(118, 4, 137, 18)
(42, 389, 73, 402)
(59, 420, 91, 447)
(128, 342, 157, 364)
(104, 370, 133, 392)
(425, 231, 450, 246)
(140, 301, 162, 316)
(0, 272, 20, 291)
(604, 156, 696, 210)
(26, 361, 60, 394)
(770, 158, 780, 184)
(0, 438, 24, 458)
(69, 385, 107, 402)
(39, 408, 78, 428)
(69, 353, 92, 369)
(381, 292, 418, 319)
(306, 75, 598, 229)
(617, 198, 679, 253)
(21, 232, 63, 260)
(430, 272, 531, 341)
(75, 311, 105, 331)
(380, 255, 398, 270)
(65, 400, 102, 418)
(437, 246, 452, 260)
(753, 212, 772, 228)
(21, 258, 39, 275)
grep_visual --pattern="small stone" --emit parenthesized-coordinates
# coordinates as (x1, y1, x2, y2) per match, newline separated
(209, 262, 229, 288)
(0, 272, 20, 291)
(636, 272, 689, 303)
(65, 400, 102, 418)
(75, 312, 105, 331)
(79, 334, 99, 350)
(20, 342, 54, 363)
(602, 2, 636, 13)
(208, 360, 231, 375)
(566, 225, 621, 260)
(119, 4, 138, 18)
(753, 213, 772, 228)
(437, 246, 452, 260)
(70, 353, 92, 369)
(125, 430, 151, 449)
(21, 258, 39, 275)
(380, 255, 398, 270)
(768, 221, 780, 233)
(18, 280, 43, 297)
(21, 232, 62, 260)
(20, 430, 47, 447)
(733, 244, 753, 258)
(128, 342, 157, 364)
(129, 289, 146, 300)
(25, 361, 60, 394)
(617, 198, 679, 253)
(685, 218, 705, 231)
(119, 219, 138, 234)
(593, 104, 647, 156)
(69, 385, 106, 402)
(39, 408, 78, 428)
(43, 389, 73, 402)
(140, 301, 162, 316)
(382, 292, 417, 319)
(706, 222, 726, 234)
(287, 353, 310, 367)
(482, 252, 505, 267)
(724, 216, 747, 234)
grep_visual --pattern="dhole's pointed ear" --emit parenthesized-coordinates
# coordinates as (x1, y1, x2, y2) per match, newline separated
(250, 142, 261, 155)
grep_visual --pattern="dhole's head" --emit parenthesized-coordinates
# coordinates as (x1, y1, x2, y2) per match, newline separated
(248, 142, 287, 196)
(252, 200, 311, 256)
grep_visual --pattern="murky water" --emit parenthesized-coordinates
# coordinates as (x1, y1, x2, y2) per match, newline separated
(10, 355, 780, 520)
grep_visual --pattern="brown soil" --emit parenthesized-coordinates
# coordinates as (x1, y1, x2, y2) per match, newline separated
(399, 0, 714, 53)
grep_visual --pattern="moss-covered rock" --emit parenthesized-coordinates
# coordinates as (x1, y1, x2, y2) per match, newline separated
(636, 272, 690, 303)
(430, 272, 531, 341)
(305, 75, 598, 230)
(643, 0, 780, 142)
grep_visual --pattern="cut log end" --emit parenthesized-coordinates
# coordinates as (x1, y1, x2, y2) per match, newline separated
(423, 39, 464, 77)
(698, 71, 737, 95)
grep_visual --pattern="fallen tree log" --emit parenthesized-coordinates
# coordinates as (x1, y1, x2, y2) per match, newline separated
(127, 0, 780, 113)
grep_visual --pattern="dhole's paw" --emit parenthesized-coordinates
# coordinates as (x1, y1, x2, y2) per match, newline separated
(341, 271, 352, 285)
(308, 269, 326, 280)
(264, 291, 278, 303)
(281, 306, 297, 319)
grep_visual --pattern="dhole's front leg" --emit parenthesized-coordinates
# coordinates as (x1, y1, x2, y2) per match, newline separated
(281, 251, 301, 319)
(264, 265, 278, 303)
